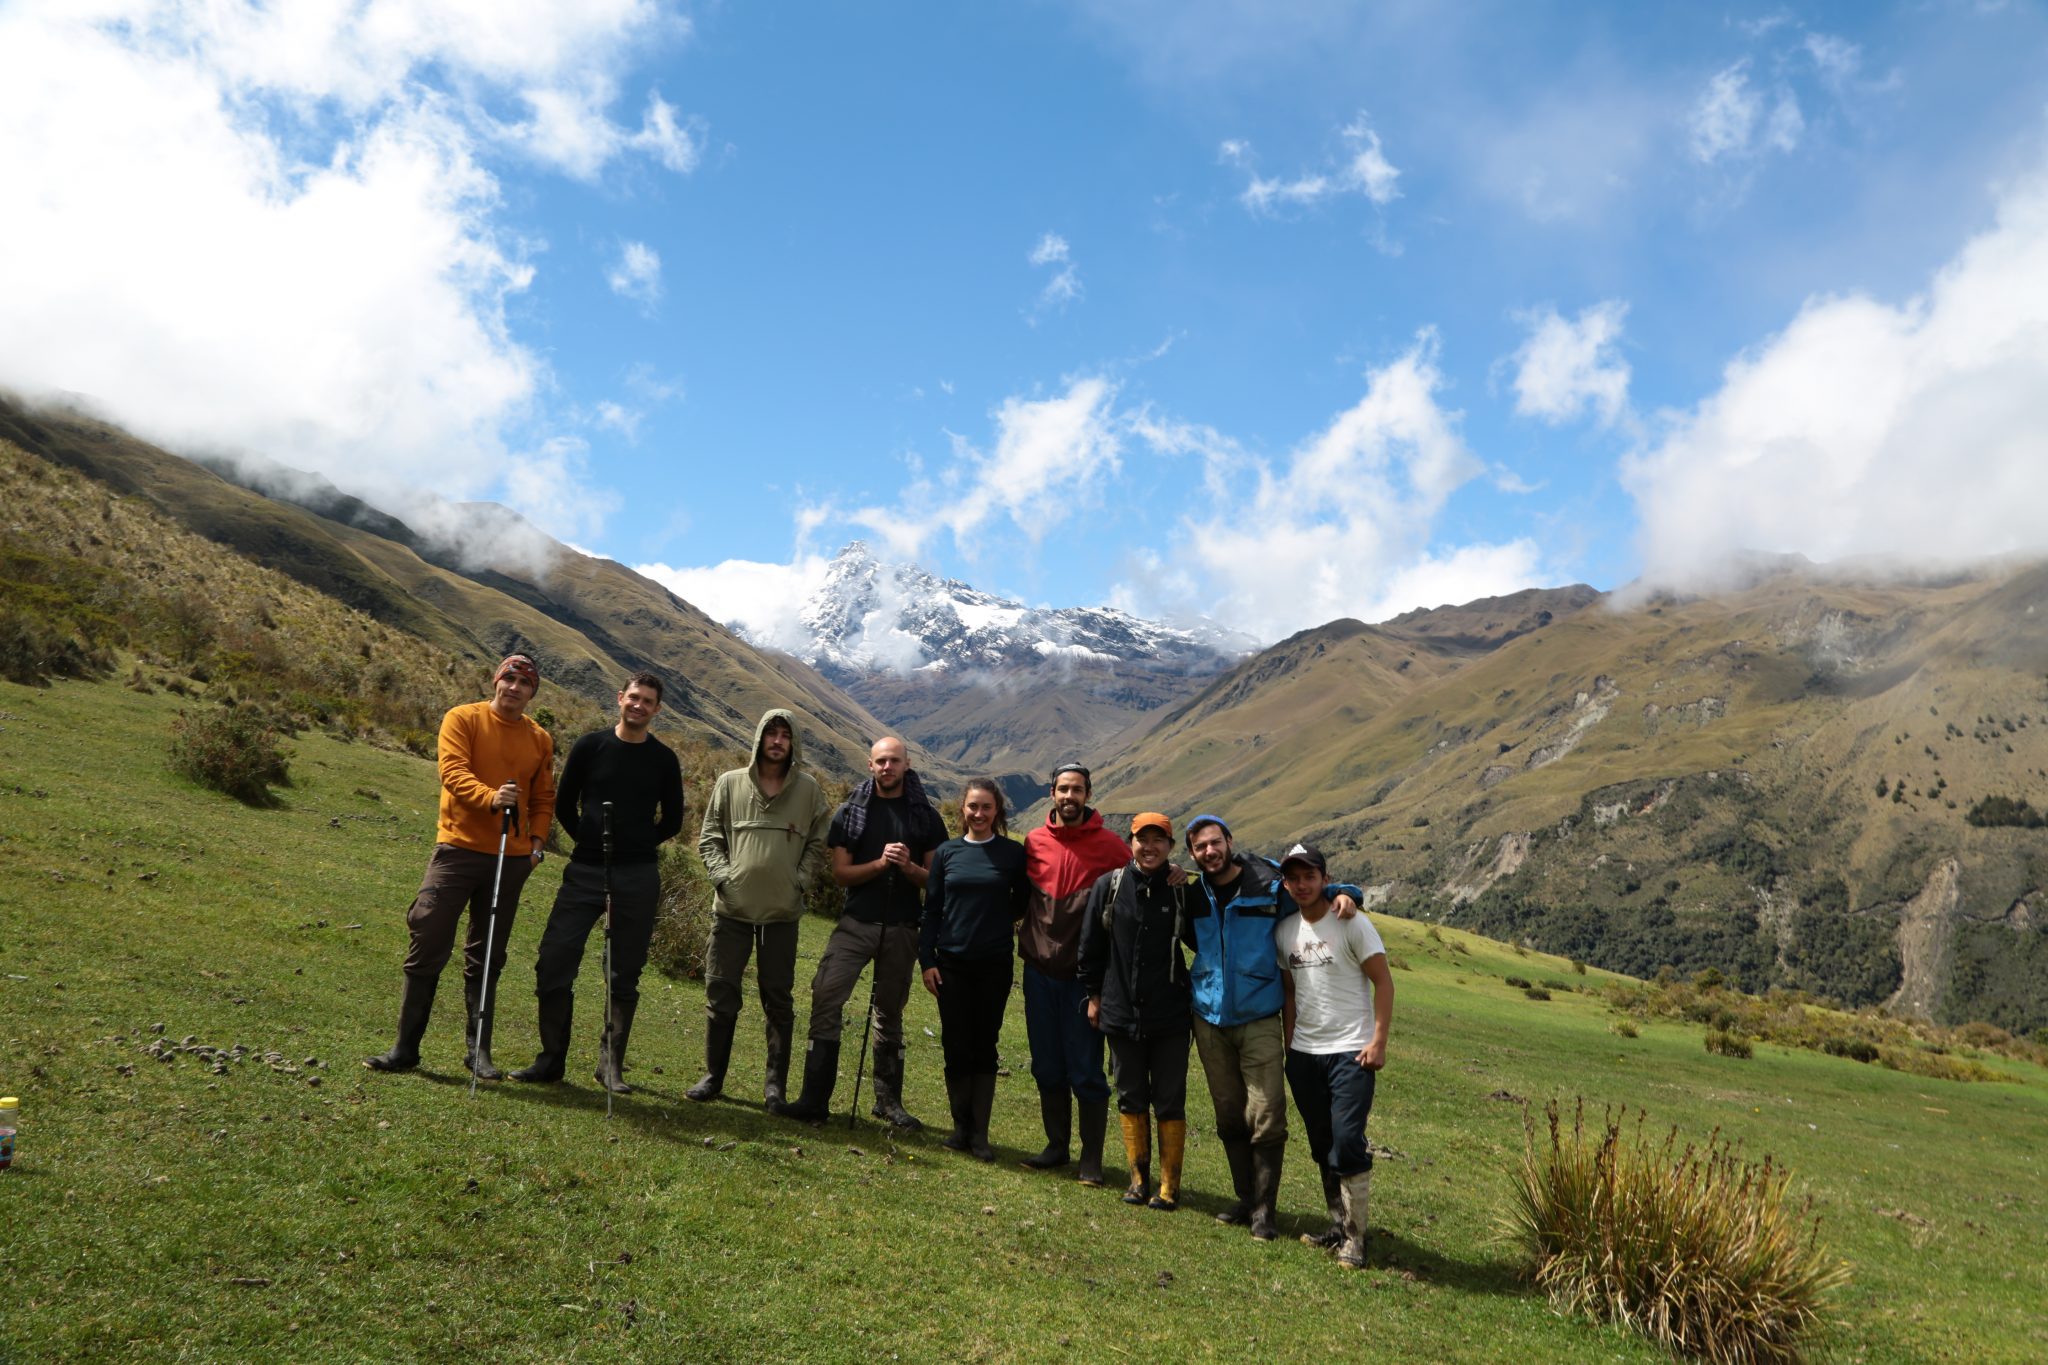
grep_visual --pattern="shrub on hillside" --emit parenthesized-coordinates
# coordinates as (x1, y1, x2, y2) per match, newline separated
(1506, 1100, 1847, 1365)
(1524, 986, 1552, 1001)
(1504, 975, 1532, 989)
(168, 704, 291, 804)
(1963, 795, 2045, 829)
(1876, 1045, 2003, 1084)
(1609, 1019, 1639, 1039)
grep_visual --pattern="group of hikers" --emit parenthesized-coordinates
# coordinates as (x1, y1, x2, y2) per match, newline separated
(363, 655, 1394, 1270)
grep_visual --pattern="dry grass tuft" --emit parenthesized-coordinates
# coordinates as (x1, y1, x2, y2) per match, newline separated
(1505, 1099, 1847, 1365)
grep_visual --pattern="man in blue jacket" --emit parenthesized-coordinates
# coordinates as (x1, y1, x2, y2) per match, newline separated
(1181, 814, 1360, 1242)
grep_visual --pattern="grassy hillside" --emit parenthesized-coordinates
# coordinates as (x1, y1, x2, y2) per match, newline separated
(1091, 566, 2048, 1032)
(3, 673, 2045, 1361)
(0, 396, 899, 781)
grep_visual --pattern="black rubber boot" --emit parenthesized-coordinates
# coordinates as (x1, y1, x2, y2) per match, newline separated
(869, 1044, 922, 1130)
(1021, 1085, 1072, 1170)
(763, 1018, 794, 1112)
(364, 974, 435, 1071)
(1074, 1096, 1109, 1187)
(463, 976, 502, 1081)
(778, 1038, 840, 1122)
(593, 997, 636, 1095)
(686, 1015, 736, 1102)
(1300, 1162, 1345, 1249)
(1215, 1137, 1255, 1225)
(511, 989, 571, 1083)
(968, 1073, 998, 1163)
(1249, 1143, 1285, 1242)
(940, 1072, 972, 1153)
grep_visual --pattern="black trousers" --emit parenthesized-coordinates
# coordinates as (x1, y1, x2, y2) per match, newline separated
(1107, 1030, 1190, 1122)
(531, 860, 660, 1009)
(935, 953, 1013, 1077)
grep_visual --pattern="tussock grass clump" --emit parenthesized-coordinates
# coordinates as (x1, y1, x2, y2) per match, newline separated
(1610, 1019, 1639, 1039)
(168, 704, 292, 805)
(1506, 1100, 1847, 1365)
(1706, 1028, 1753, 1059)
(650, 842, 717, 980)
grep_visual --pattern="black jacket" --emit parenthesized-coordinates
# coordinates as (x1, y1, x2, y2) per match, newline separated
(1077, 862, 1195, 1039)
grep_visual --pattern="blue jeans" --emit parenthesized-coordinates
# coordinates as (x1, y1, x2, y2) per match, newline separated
(1021, 962, 1110, 1102)
(1285, 1048, 1378, 1177)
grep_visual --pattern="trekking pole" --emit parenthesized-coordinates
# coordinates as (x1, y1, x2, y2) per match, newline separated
(846, 949, 879, 1130)
(601, 800, 615, 1121)
(470, 806, 513, 1099)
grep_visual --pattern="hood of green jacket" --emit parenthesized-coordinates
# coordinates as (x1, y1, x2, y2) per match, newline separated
(750, 707, 803, 786)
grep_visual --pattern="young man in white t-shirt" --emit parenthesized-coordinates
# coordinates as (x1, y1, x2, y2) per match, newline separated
(1276, 843, 1393, 1270)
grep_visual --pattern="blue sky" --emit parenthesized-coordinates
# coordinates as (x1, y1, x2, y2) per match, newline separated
(5, 2, 2048, 645)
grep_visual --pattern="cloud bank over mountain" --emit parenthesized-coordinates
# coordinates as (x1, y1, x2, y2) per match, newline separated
(1625, 156, 2048, 590)
(0, 0, 692, 545)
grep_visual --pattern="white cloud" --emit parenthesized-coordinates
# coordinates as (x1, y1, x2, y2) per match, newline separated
(1491, 465, 1543, 495)
(0, 1, 697, 549)
(624, 362, 686, 403)
(593, 400, 641, 439)
(1136, 333, 1541, 637)
(500, 434, 620, 544)
(1689, 61, 1763, 163)
(1339, 113, 1401, 204)
(1763, 94, 1805, 154)
(1029, 233, 1072, 268)
(1510, 301, 1632, 428)
(637, 553, 832, 653)
(607, 240, 663, 307)
(1803, 32, 1861, 92)
(1224, 112, 1401, 216)
(851, 378, 1123, 555)
(1028, 232, 1083, 316)
(1623, 154, 2048, 588)
(1368, 541, 1548, 620)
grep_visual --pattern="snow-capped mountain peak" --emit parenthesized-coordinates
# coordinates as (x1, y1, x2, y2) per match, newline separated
(777, 541, 1255, 676)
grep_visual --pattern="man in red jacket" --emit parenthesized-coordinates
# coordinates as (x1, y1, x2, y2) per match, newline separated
(1018, 762, 1133, 1185)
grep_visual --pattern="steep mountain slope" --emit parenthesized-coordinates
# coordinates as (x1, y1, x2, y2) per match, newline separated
(739, 541, 1253, 783)
(0, 397, 894, 779)
(1090, 569, 2048, 1030)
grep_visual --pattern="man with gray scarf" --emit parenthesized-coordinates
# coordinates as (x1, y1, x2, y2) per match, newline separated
(778, 736, 946, 1127)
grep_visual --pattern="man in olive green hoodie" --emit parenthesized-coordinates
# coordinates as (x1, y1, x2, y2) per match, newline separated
(688, 709, 834, 1106)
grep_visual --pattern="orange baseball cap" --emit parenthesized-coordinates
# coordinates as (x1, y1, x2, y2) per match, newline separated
(1131, 812, 1173, 839)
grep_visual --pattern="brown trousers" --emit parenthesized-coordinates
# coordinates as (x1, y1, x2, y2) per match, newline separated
(1192, 1013, 1289, 1147)
(401, 843, 536, 988)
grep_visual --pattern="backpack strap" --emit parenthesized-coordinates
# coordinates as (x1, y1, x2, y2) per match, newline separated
(1100, 866, 1126, 936)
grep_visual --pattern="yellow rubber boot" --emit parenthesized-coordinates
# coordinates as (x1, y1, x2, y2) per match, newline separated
(1150, 1119, 1186, 1211)
(1118, 1112, 1152, 1204)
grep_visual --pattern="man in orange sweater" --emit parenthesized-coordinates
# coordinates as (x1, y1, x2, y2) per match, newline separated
(365, 653, 556, 1078)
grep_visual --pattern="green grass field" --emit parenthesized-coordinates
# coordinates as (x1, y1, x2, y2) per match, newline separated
(3, 675, 2044, 1362)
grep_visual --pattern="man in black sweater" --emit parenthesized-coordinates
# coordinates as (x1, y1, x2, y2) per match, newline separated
(511, 673, 686, 1091)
